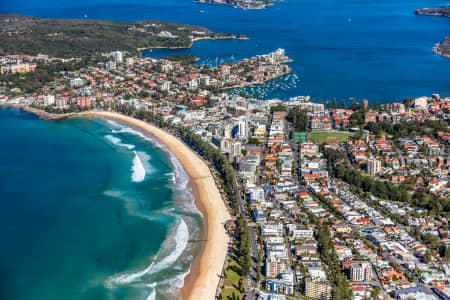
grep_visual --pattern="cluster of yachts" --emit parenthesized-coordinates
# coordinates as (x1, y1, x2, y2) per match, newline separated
(230, 72, 300, 99)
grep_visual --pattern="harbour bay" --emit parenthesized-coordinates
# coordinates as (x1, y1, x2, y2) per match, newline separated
(2, 0, 449, 102)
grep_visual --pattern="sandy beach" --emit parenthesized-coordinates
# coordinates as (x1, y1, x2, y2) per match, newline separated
(84, 111, 231, 300)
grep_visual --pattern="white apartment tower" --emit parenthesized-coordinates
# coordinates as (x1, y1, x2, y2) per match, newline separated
(367, 158, 381, 175)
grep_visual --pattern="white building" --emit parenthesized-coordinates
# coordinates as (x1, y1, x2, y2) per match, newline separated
(106, 60, 116, 70)
(112, 51, 123, 64)
(69, 78, 85, 88)
(43, 95, 55, 106)
(367, 158, 381, 175)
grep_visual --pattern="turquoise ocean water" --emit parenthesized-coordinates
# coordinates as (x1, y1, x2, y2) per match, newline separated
(0, 106, 202, 300)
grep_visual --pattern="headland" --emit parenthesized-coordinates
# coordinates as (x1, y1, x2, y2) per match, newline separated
(414, 7, 450, 58)
(0, 14, 241, 58)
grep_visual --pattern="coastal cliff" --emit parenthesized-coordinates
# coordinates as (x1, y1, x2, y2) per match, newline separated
(414, 7, 450, 17)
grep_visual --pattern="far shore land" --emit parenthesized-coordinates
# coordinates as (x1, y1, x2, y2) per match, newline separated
(2, 105, 231, 300)
(137, 34, 248, 52)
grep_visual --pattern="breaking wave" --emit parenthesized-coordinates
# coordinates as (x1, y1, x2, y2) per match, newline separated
(107, 218, 189, 287)
(131, 151, 146, 182)
(105, 134, 135, 149)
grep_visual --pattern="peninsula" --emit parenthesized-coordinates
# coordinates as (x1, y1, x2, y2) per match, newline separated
(434, 37, 450, 58)
(414, 7, 450, 18)
(414, 8, 450, 58)
(0, 14, 241, 58)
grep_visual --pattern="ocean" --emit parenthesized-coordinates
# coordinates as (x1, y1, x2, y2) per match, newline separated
(0, 106, 202, 300)
(0, 1, 449, 299)
(1, 0, 449, 102)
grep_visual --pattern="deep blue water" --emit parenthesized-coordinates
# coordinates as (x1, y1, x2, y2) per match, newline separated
(0, 107, 201, 300)
(1, 0, 449, 102)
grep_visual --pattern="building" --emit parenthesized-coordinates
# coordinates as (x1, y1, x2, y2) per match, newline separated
(414, 97, 428, 109)
(106, 60, 116, 70)
(0, 61, 37, 74)
(266, 270, 295, 295)
(55, 98, 67, 109)
(235, 116, 249, 139)
(158, 81, 171, 91)
(43, 95, 55, 106)
(365, 110, 379, 124)
(266, 256, 289, 278)
(350, 262, 373, 282)
(363, 99, 368, 110)
(367, 158, 381, 175)
(304, 277, 332, 300)
(76, 97, 90, 107)
(125, 57, 135, 66)
(112, 51, 123, 64)
(229, 141, 242, 159)
(70, 78, 85, 88)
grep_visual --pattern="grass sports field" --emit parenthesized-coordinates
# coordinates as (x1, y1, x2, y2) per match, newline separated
(308, 131, 352, 143)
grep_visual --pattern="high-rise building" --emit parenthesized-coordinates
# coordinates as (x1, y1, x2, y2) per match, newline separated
(235, 116, 249, 139)
(350, 262, 373, 282)
(106, 60, 116, 71)
(265, 256, 289, 278)
(229, 141, 242, 159)
(363, 99, 368, 111)
(367, 158, 381, 175)
(112, 51, 123, 64)
(43, 95, 55, 106)
(304, 277, 332, 300)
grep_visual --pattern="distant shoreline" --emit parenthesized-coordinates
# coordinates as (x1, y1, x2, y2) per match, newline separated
(414, 7, 450, 58)
(137, 34, 248, 52)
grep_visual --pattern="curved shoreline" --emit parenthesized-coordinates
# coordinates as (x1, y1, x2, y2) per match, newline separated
(80, 111, 231, 300)
(1, 104, 231, 299)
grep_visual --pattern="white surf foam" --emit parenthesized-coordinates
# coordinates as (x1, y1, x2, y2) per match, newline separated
(112, 127, 154, 143)
(145, 283, 157, 300)
(105, 134, 135, 150)
(106, 119, 124, 129)
(108, 218, 189, 287)
(131, 151, 146, 182)
(103, 190, 167, 222)
(147, 218, 189, 275)
(167, 153, 202, 217)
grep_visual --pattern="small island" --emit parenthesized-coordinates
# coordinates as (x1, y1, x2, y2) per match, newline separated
(196, 0, 282, 10)
(414, 7, 450, 17)
(0, 14, 245, 58)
